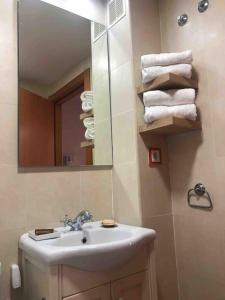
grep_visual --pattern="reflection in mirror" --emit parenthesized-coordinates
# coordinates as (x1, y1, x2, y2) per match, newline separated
(18, 0, 112, 168)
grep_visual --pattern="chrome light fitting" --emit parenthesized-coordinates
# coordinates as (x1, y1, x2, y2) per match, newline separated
(178, 14, 188, 26)
(198, 0, 209, 13)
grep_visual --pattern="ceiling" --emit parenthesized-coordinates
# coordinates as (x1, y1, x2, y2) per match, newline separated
(19, 0, 91, 87)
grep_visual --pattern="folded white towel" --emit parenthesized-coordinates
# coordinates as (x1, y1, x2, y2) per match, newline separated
(80, 91, 93, 102)
(144, 104, 197, 123)
(141, 50, 193, 68)
(143, 88, 196, 107)
(142, 64, 192, 84)
(85, 127, 95, 140)
(83, 117, 94, 129)
(82, 100, 93, 113)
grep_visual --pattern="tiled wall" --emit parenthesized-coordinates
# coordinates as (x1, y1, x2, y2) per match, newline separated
(159, 0, 225, 299)
(0, 1, 112, 299)
(109, 0, 142, 226)
(91, 27, 112, 165)
(129, 1, 179, 299)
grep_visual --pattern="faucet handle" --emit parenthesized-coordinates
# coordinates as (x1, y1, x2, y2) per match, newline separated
(82, 211, 93, 222)
(60, 214, 69, 227)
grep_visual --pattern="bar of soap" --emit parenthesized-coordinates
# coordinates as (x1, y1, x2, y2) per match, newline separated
(102, 219, 117, 228)
(35, 229, 54, 236)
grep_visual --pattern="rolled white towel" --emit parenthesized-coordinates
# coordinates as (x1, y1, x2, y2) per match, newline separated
(141, 50, 193, 68)
(144, 104, 197, 123)
(80, 91, 93, 102)
(83, 117, 94, 129)
(143, 88, 196, 107)
(82, 100, 93, 113)
(85, 127, 95, 140)
(142, 64, 192, 84)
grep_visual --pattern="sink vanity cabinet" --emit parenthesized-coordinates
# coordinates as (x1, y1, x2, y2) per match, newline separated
(22, 244, 157, 300)
(20, 223, 157, 300)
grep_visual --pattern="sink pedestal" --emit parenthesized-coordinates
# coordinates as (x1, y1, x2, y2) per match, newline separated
(21, 243, 158, 300)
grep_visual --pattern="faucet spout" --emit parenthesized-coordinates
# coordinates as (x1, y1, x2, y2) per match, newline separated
(61, 210, 93, 231)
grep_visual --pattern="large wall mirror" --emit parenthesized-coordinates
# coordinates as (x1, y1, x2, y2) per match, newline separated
(18, 0, 112, 168)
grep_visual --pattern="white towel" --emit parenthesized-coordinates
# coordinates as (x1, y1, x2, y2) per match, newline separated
(141, 50, 193, 68)
(80, 91, 93, 102)
(83, 117, 94, 129)
(85, 127, 95, 140)
(142, 64, 192, 84)
(143, 88, 196, 107)
(144, 104, 197, 123)
(82, 100, 93, 113)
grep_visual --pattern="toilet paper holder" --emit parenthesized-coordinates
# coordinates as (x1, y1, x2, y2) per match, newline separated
(187, 183, 213, 209)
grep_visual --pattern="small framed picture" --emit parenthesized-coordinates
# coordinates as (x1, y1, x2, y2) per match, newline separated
(149, 148, 162, 166)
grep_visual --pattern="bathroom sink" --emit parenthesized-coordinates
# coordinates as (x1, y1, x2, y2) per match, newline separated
(19, 222, 156, 271)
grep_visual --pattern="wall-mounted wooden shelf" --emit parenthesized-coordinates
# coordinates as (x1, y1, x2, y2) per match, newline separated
(80, 111, 94, 120)
(80, 140, 94, 148)
(139, 117, 201, 136)
(137, 73, 198, 96)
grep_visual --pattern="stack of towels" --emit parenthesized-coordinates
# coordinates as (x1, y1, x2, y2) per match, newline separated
(80, 91, 95, 140)
(80, 91, 93, 112)
(141, 50, 197, 123)
(83, 117, 95, 141)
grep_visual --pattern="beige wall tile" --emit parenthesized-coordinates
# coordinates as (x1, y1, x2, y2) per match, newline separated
(91, 33, 109, 84)
(110, 61, 136, 116)
(25, 171, 82, 229)
(0, 228, 25, 300)
(80, 170, 113, 220)
(130, 0, 161, 86)
(0, 104, 18, 165)
(112, 110, 137, 165)
(0, 0, 17, 105)
(94, 120, 113, 166)
(213, 157, 225, 215)
(0, 165, 27, 231)
(112, 162, 141, 225)
(205, 36, 225, 157)
(93, 75, 111, 123)
(138, 135, 172, 217)
(108, 1, 133, 72)
(203, 1, 225, 44)
(130, 0, 161, 58)
(174, 214, 225, 300)
(143, 215, 179, 300)
(159, 0, 206, 53)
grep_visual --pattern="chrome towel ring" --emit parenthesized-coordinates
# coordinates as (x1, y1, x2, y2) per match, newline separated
(187, 183, 213, 209)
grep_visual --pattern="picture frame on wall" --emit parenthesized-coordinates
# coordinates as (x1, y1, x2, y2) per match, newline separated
(149, 148, 162, 166)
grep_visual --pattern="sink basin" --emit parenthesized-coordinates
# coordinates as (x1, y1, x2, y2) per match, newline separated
(19, 222, 156, 271)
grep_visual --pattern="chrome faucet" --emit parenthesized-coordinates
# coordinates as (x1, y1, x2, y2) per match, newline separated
(61, 210, 93, 231)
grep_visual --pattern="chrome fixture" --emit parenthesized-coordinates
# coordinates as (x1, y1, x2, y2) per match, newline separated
(198, 0, 209, 13)
(61, 210, 93, 231)
(187, 183, 213, 209)
(177, 14, 188, 26)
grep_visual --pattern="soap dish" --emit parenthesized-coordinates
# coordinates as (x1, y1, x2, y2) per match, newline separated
(28, 230, 61, 241)
(101, 219, 117, 228)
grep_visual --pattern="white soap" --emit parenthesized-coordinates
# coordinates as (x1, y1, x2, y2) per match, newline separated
(11, 264, 21, 289)
(28, 230, 61, 241)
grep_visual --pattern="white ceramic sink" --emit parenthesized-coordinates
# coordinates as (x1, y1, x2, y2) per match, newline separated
(19, 222, 156, 271)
